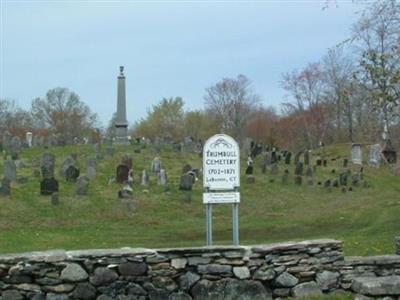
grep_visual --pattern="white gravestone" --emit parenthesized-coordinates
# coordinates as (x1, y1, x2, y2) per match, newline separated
(26, 132, 33, 148)
(369, 144, 382, 167)
(351, 144, 363, 165)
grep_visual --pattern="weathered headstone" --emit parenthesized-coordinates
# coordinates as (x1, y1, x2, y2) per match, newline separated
(369, 144, 382, 167)
(339, 172, 348, 186)
(41, 152, 55, 179)
(151, 157, 162, 174)
(10, 136, 22, 159)
(40, 178, 59, 195)
(116, 164, 130, 184)
(158, 169, 168, 186)
(26, 132, 33, 148)
(4, 159, 17, 182)
(76, 176, 90, 195)
(351, 143, 363, 165)
(141, 169, 150, 187)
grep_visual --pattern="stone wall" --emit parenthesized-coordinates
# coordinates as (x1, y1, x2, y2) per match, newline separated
(0, 239, 399, 299)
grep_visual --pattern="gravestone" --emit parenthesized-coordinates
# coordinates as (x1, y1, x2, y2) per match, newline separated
(26, 132, 33, 148)
(76, 176, 90, 195)
(158, 169, 168, 186)
(121, 154, 133, 169)
(87, 158, 97, 180)
(0, 178, 11, 196)
(127, 169, 134, 187)
(179, 173, 194, 191)
(141, 169, 150, 187)
(382, 140, 397, 164)
(294, 162, 303, 176)
(285, 152, 292, 165)
(352, 173, 361, 186)
(116, 164, 130, 184)
(304, 150, 310, 165)
(118, 184, 133, 199)
(271, 149, 277, 164)
(294, 151, 303, 165)
(323, 159, 327, 167)
(4, 159, 17, 182)
(60, 156, 77, 178)
(151, 157, 162, 174)
(369, 144, 382, 167)
(351, 143, 363, 165)
(66, 165, 80, 182)
(305, 166, 313, 177)
(11, 136, 22, 159)
(339, 172, 348, 186)
(41, 152, 55, 179)
(316, 159, 322, 166)
(40, 178, 59, 195)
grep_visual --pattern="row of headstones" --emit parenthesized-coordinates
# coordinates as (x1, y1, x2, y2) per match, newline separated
(114, 155, 199, 201)
(352, 143, 397, 167)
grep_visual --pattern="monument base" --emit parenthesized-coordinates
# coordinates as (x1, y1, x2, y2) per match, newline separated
(114, 126, 130, 145)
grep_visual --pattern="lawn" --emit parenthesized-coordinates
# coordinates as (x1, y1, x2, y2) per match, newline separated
(0, 143, 399, 256)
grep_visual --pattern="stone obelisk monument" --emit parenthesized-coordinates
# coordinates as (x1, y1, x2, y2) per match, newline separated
(114, 66, 130, 145)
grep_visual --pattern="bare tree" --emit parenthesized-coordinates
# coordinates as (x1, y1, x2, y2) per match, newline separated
(204, 74, 260, 143)
(31, 87, 98, 145)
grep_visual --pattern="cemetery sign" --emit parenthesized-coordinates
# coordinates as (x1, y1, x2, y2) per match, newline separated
(203, 134, 240, 191)
(203, 134, 240, 246)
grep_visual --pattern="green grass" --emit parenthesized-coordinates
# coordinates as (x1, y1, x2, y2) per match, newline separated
(0, 143, 399, 256)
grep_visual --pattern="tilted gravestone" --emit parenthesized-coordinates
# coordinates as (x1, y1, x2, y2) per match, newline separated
(4, 159, 17, 182)
(41, 152, 55, 179)
(40, 178, 59, 195)
(116, 164, 130, 184)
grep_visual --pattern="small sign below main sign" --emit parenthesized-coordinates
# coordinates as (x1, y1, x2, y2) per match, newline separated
(203, 192, 240, 204)
(203, 134, 240, 190)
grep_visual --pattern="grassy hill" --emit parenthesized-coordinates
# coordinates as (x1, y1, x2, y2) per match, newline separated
(0, 143, 399, 256)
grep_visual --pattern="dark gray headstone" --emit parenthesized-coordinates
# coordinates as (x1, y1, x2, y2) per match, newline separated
(40, 178, 59, 195)
(294, 162, 303, 176)
(179, 173, 194, 191)
(0, 178, 11, 195)
(60, 156, 76, 178)
(304, 150, 310, 166)
(116, 164, 130, 184)
(285, 152, 291, 165)
(66, 165, 80, 182)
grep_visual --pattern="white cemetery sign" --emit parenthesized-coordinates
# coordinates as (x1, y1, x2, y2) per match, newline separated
(203, 134, 240, 191)
(203, 134, 240, 246)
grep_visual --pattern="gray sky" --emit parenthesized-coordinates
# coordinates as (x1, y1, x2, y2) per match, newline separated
(1, 0, 361, 127)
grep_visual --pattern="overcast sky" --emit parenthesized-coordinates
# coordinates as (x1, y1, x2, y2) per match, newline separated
(1, 0, 362, 127)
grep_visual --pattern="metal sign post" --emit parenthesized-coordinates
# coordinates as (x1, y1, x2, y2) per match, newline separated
(203, 134, 241, 246)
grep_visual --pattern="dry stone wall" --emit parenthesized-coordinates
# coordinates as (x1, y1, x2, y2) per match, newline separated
(0, 239, 399, 299)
